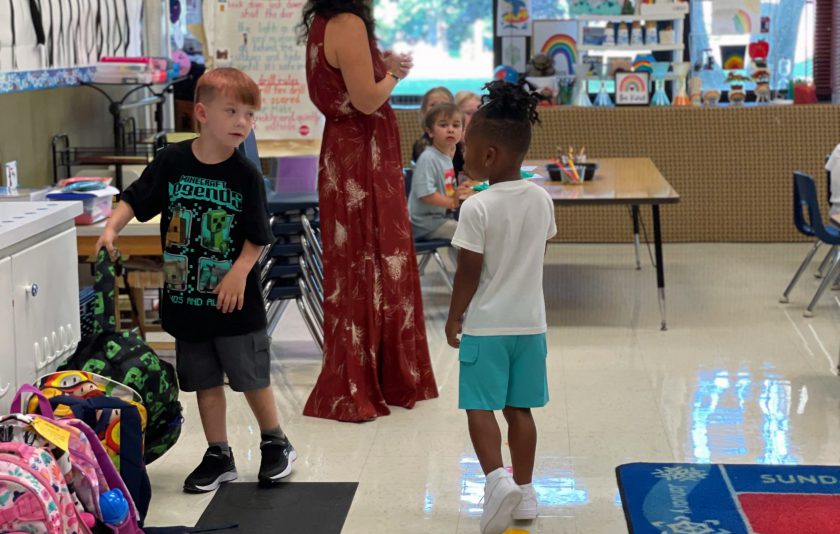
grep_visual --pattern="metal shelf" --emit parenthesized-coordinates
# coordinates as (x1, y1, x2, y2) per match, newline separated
(576, 13, 685, 22)
(578, 44, 684, 53)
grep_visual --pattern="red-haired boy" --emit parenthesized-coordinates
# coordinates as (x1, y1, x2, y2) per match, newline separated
(98, 68, 295, 492)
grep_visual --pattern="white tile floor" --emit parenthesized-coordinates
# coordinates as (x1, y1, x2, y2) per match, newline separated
(145, 243, 840, 533)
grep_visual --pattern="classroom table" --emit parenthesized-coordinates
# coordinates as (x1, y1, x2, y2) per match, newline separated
(75, 216, 161, 257)
(527, 158, 680, 330)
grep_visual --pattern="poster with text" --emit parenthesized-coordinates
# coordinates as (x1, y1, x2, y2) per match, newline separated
(532, 20, 579, 79)
(203, 0, 324, 141)
(712, 0, 760, 35)
(497, 0, 532, 36)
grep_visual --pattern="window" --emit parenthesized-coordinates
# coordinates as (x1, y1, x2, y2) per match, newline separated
(374, 0, 494, 97)
(373, 0, 573, 98)
(689, 0, 815, 91)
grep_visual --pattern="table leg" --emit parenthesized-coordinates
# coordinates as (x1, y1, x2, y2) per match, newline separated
(632, 205, 641, 270)
(652, 205, 667, 331)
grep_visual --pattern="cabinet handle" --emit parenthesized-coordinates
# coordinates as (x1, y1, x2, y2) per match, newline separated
(39, 336, 50, 368)
(25, 283, 39, 297)
(33, 341, 43, 369)
(51, 332, 60, 361)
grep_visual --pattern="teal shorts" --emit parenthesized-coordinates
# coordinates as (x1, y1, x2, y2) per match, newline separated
(458, 333, 549, 411)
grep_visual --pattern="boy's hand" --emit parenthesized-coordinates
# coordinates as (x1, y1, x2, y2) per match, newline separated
(445, 316, 463, 348)
(95, 228, 119, 261)
(213, 267, 247, 313)
(457, 183, 473, 200)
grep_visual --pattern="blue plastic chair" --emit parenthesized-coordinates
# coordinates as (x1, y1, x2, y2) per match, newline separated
(403, 168, 454, 290)
(779, 174, 823, 303)
(789, 172, 840, 317)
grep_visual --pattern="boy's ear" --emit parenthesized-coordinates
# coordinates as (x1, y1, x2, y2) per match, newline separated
(194, 102, 208, 124)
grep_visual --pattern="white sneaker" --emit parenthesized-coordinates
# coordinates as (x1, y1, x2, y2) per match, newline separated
(480, 469, 522, 534)
(512, 483, 538, 520)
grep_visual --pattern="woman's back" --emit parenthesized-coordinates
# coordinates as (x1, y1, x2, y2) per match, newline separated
(306, 15, 391, 122)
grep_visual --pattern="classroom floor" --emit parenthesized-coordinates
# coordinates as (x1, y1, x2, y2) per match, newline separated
(145, 243, 840, 533)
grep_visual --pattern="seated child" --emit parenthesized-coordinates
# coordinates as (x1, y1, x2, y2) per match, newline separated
(409, 102, 472, 241)
(412, 86, 465, 176)
(455, 90, 481, 131)
(445, 81, 556, 534)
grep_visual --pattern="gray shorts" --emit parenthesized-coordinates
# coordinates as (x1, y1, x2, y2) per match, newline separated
(175, 330, 271, 392)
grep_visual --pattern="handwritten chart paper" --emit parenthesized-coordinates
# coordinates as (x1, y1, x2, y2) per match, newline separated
(203, 0, 323, 140)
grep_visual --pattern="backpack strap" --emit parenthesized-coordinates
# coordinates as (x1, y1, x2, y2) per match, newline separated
(10, 384, 56, 418)
(93, 248, 118, 335)
(50, 395, 150, 522)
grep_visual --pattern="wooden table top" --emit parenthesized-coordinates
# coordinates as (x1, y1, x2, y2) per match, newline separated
(76, 216, 161, 257)
(75, 215, 160, 237)
(527, 158, 680, 206)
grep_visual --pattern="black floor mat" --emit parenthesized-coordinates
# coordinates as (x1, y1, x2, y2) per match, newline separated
(193, 482, 358, 533)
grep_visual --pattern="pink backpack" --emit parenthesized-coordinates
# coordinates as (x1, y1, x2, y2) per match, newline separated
(9, 385, 144, 534)
(0, 441, 89, 534)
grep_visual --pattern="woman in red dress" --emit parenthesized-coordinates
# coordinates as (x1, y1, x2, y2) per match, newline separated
(298, 1, 439, 421)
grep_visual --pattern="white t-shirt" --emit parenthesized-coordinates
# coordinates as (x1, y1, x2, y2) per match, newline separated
(826, 144, 840, 215)
(452, 180, 557, 336)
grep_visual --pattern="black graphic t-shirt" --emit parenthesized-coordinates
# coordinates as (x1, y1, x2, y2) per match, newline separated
(122, 140, 275, 341)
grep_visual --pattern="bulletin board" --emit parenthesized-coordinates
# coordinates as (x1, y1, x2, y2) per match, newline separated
(202, 0, 324, 142)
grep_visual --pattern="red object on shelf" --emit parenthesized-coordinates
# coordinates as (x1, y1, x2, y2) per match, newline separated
(793, 82, 818, 104)
(748, 40, 769, 60)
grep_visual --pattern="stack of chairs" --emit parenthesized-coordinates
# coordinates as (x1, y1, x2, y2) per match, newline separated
(297, 216, 324, 349)
(260, 192, 324, 351)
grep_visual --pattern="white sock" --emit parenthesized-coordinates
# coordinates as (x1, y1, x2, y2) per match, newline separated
(519, 483, 533, 490)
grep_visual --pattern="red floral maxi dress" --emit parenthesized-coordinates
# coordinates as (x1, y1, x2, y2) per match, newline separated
(302, 16, 439, 421)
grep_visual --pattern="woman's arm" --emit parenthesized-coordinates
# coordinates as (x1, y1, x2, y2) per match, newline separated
(325, 14, 402, 115)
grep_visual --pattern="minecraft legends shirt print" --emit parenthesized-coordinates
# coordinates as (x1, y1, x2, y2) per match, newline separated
(163, 175, 240, 302)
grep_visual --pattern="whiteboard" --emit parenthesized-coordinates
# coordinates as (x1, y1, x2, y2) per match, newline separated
(203, 0, 324, 141)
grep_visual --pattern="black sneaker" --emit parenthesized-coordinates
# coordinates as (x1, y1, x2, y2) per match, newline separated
(257, 438, 297, 487)
(183, 446, 238, 493)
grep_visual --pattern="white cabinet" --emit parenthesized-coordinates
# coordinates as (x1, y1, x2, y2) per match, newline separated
(0, 257, 15, 412)
(11, 228, 81, 386)
(0, 201, 82, 413)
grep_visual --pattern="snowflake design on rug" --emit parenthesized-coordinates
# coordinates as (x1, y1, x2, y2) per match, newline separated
(652, 466, 709, 482)
(651, 517, 732, 534)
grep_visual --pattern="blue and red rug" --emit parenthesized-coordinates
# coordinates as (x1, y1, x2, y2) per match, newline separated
(616, 462, 840, 533)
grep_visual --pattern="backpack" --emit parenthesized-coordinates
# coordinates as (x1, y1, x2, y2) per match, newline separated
(31, 371, 149, 466)
(61, 248, 183, 465)
(0, 441, 91, 534)
(11, 385, 147, 531)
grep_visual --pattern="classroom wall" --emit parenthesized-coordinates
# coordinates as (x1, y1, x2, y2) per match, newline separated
(0, 88, 114, 188)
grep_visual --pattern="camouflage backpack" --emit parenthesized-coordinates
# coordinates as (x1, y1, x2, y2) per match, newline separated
(60, 249, 183, 464)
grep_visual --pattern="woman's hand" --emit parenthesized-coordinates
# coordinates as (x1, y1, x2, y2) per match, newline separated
(383, 51, 413, 79)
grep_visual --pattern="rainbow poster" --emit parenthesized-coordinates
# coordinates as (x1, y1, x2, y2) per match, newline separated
(532, 20, 579, 78)
(712, 0, 759, 34)
(497, 0, 532, 36)
(616, 71, 650, 105)
(721, 45, 746, 70)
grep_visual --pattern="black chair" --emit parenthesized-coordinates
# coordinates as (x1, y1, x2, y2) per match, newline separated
(403, 168, 454, 290)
